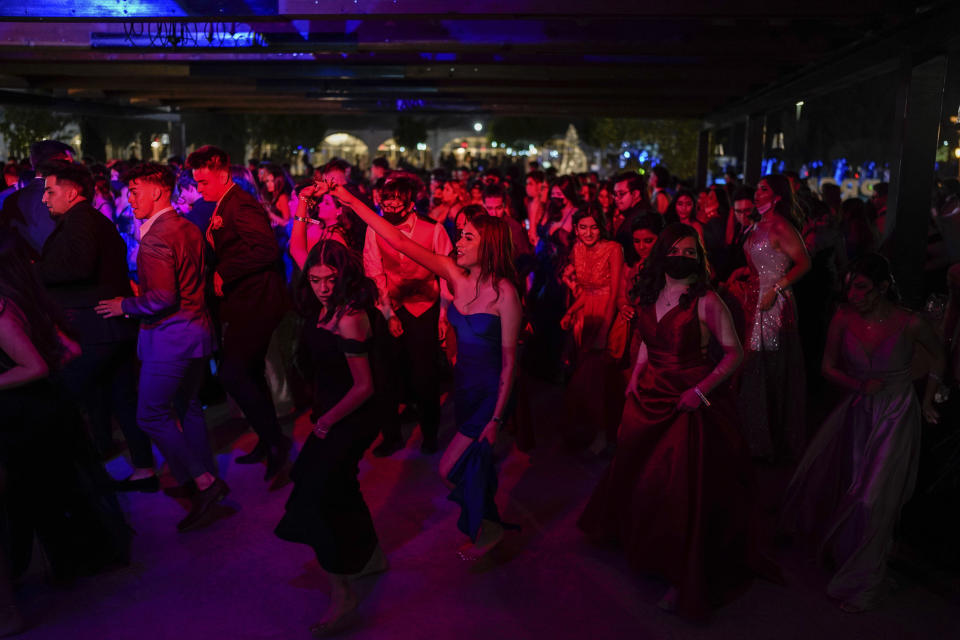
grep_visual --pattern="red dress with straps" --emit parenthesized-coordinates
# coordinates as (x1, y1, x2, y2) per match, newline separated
(578, 295, 761, 619)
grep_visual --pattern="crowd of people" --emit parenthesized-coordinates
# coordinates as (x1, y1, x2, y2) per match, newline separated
(0, 137, 958, 636)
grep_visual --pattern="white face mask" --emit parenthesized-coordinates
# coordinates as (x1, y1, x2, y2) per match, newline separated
(756, 200, 774, 215)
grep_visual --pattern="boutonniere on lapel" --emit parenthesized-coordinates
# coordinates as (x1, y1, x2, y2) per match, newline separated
(210, 214, 224, 231)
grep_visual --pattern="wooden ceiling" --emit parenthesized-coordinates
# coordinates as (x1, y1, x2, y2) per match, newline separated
(0, 1, 938, 119)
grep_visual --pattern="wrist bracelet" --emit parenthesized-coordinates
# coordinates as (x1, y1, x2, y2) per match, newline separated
(492, 416, 505, 425)
(294, 215, 323, 226)
(693, 386, 711, 407)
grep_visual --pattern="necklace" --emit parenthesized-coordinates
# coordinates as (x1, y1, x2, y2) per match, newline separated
(661, 288, 685, 308)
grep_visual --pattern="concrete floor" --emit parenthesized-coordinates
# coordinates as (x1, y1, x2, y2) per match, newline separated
(9, 379, 960, 640)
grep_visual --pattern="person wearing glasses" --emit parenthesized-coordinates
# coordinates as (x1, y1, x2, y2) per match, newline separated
(611, 172, 656, 257)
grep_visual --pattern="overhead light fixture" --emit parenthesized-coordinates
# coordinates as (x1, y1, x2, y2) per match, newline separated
(473, 122, 483, 132)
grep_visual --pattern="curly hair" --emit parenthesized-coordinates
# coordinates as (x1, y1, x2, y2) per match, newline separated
(296, 240, 379, 324)
(631, 223, 710, 306)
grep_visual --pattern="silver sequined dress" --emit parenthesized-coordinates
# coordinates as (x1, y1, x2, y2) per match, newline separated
(736, 222, 807, 460)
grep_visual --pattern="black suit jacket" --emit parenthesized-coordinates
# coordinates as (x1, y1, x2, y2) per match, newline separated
(208, 185, 289, 331)
(1, 178, 56, 257)
(38, 200, 137, 345)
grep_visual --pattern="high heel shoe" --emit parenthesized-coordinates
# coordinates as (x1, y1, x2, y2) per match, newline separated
(236, 441, 268, 464)
(264, 437, 292, 481)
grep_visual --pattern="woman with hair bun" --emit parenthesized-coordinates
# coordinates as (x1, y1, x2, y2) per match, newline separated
(781, 254, 944, 613)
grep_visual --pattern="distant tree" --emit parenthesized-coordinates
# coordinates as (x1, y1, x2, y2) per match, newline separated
(489, 117, 567, 148)
(0, 107, 71, 159)
(584, 118, 700, 180)
(393, 116, 428, 151)
(245, 113, 327, 162)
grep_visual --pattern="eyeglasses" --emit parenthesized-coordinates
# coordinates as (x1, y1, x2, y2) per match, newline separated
(613, 190, 631, 199)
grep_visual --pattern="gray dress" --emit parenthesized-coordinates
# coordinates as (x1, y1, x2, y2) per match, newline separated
(781, 314, 920, 608)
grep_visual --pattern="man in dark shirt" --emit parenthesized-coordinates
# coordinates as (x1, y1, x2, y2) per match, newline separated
(36, 161, 154, 478)
(187, 145, 292, 480)
(1, 140, 74, 257)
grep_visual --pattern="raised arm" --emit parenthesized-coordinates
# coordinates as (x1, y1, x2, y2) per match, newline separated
(289, 187, 314, 270)
(331, 184, 462, 284)
(478, 282, 522, 445)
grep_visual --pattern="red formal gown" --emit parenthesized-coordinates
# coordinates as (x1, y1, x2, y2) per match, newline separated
(578, 295, 759, 620)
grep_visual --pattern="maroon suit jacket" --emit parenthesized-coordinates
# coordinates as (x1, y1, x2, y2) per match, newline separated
(207, 185, 289, 333)
(121, 210, 214, 362)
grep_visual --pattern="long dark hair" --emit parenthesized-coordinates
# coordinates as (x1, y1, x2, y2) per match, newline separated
(548, 175, 582, 221)
(761, 174, 804, 230)
(296, 240, 378, 324)
(623, 213, 665, 267)
(572, 205, 609, 242)
(463, 214, 520, 301)
(665, 188, 697, 222)
(0, 234, 71, 369)
(631, 223, 710, 306)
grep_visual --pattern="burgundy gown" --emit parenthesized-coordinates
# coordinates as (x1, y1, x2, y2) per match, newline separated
(578, 294, 759, 619)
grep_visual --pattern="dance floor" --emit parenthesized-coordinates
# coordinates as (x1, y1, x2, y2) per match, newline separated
(11, 377, 960, 639)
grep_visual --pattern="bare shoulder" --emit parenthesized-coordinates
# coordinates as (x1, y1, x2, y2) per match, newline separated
(832, 303, 856, 327)
(604, 239, 624, 258)
(698, 289, 725, 311)
(336, 307, 372, 341)
(494, 278, 521, 310)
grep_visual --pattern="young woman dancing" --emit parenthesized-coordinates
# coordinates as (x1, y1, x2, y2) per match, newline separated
(274, 240, 390, 637)
(310, 180, 522, 560)
(579, 224, 769, 619)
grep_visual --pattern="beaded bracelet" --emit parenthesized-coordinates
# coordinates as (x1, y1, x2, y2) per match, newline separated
(693, 386, 711, 407)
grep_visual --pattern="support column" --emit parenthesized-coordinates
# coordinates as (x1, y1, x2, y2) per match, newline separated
(695, 128, 709, 189)
(887, 54, 950, 306)
(743, 113, 764, 187)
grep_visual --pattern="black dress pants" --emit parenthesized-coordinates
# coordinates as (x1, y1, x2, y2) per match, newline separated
(220, 315, 284, 447)
(382, 301, 442, 444)
(58, 340, 154, 469)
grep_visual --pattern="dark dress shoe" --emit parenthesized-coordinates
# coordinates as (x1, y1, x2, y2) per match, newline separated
(236, 441, 268, 464)
(113, 475, 160, 493)
(163, 481, 198, 499)
(177, 478, 230, 532)
(372, 439, 404, 458)
(264, 437, 293, 481)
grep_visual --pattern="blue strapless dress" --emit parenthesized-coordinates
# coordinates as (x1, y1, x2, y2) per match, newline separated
(445, 304, 518, 540)
(448, 305, 502, 438)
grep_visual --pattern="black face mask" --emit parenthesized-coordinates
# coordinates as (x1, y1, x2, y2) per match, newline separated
(663, 255, 699, 279)
(547, 198, 565, 218)
(383, 205, 412, 225)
